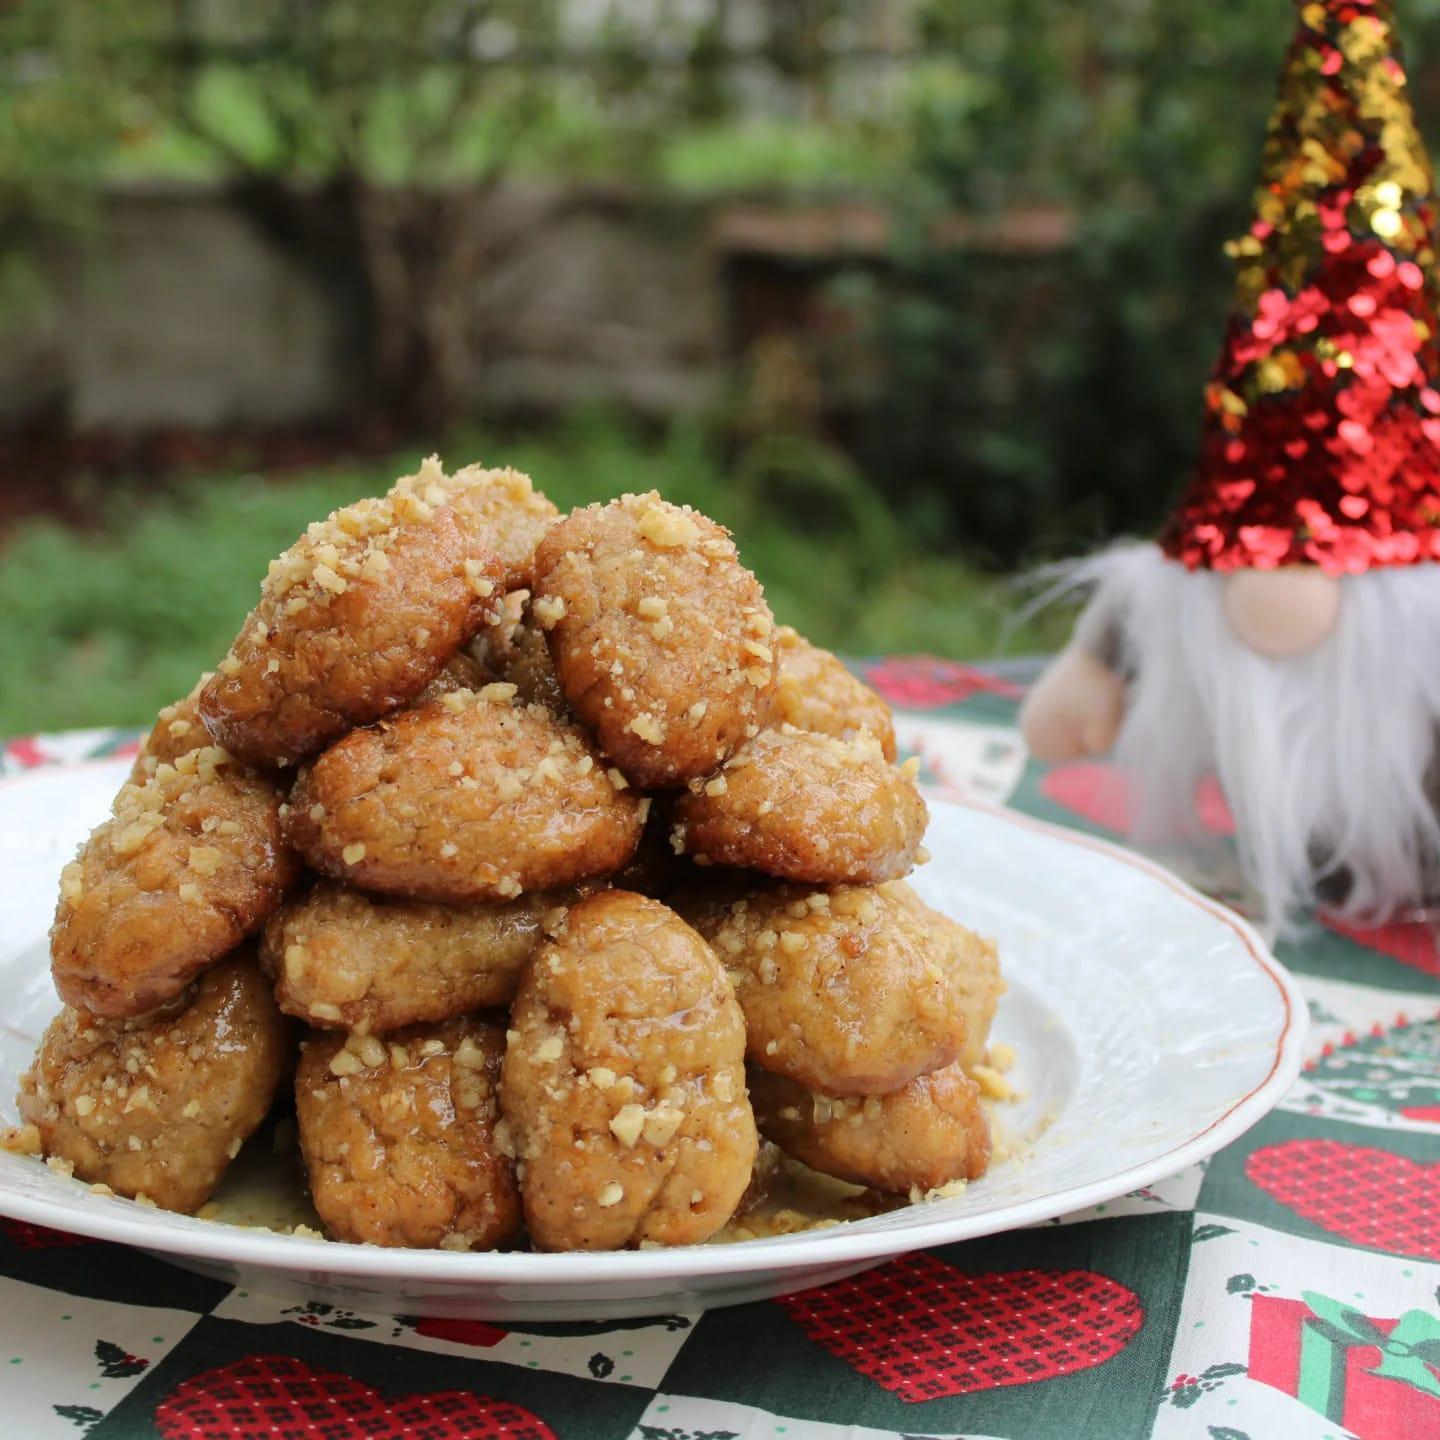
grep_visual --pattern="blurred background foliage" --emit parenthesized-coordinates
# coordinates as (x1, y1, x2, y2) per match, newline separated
(8, 0, 1440, 729)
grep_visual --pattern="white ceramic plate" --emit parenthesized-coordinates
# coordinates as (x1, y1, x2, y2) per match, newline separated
(0, 758, 1305, 1321)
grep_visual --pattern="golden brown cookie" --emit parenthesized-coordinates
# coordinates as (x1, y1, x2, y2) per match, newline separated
(672, 726, 927, 884)
(764, 626, 897, 760)
(262, 881, 582, 1034)
(390, 455, 559, 590)
(500, 890, 756, 1250)
(200, 488, 505, 767)
(18, 954, 291, 1212)
(532, 492, 775, 788)
(888, 882, 1004, 1068)
(748, 1060, 991, 1195)
(52, 748, 300, 1017)
(284, 687, 642, 902)
(296, 1016, 520, 1250)
(129, 673, 215, 783)
(677, 880, 973, 1095)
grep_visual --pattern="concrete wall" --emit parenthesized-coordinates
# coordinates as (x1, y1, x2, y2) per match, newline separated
(0, 182, 729, 431)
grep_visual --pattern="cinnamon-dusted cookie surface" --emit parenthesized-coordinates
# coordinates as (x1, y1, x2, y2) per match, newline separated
(678, 880, 973, 1095)
(532, 492, 775, 788)
(501, 890, 756, 1250)
(284, 686, 641, 902)
(52, 747, 299, 1017)
(296, 1016, 520, 1250)
(672, 726, 927, 884)
(749, 1059, 991, 1195)
(764, 626, 897, 759)
(19, 955, 291, 1212)
(200, 487, 504, 767)
(263, 880, 583, 1033)
(391, 455, 559, 590)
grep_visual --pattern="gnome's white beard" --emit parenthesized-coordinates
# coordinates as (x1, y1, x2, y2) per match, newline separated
(1071, 543, 1440, 931)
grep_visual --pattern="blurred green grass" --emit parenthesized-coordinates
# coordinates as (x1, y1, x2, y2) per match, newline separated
(0, 420, 1063, 737)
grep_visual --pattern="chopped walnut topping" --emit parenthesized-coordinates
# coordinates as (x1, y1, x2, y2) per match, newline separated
(627, 713, 666, 745)
(636, 502, 699, 548)
(609, 1104, 647, 1148)
(532, 594, 566, 628)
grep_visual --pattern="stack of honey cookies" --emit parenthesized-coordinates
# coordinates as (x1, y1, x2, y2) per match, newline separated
(13, 457, 1001, 1252)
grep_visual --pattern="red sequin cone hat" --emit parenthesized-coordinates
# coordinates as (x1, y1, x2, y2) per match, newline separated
(1160, 0, 1440, 575)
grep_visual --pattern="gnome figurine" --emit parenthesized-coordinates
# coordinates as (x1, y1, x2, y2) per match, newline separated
(1021, 0, 1440, 930)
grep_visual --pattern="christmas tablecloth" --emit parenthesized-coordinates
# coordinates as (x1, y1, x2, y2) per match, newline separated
(4, 659, 1439, 1440)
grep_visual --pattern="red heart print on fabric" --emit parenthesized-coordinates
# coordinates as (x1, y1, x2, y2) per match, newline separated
(411, 1316, 509, 1348)
(3, 736, 46, 768)
(863, 658, 1023, 710)
(1040, 762, 1132, 832)
(1040, 763, 1234, 836)
(1247, 1139, 1440, 1259)
(156, 1355, 556, 1439)
(776, 1253, 1144, 1402)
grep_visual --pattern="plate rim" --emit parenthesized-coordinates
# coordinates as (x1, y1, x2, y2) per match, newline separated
(0, 765, 1308, 1286)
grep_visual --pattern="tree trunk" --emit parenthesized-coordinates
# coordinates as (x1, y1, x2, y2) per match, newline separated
(224, 174, 588, 436)
(351, 183, 495, 434)
(222, 174, 495, 435)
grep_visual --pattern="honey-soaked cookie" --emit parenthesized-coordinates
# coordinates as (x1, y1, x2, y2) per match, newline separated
(18, 954, 291, 1212)
(296, 1016, 520, 1250)
(501, 890, 756, 1250)
(390, 455, 559, 590)
(284, 686, 642, 902)
(52, 748, 300, 1017)
(200, 487, 505, 767)
(678, 881, 973, 1095)
(748, 1060, 991, 1195)
(764, 626, 897, 760)
(470, 590, 569, 716)
(262, 881, 581, 1034)
(129, 673, 214, 783)
(532, 492, 775, 788)
(888, 881, 1004, 1068)
(672, 726, 927, 884)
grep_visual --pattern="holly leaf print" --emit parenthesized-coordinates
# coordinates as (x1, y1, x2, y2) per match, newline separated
(1207, 1428, 1251, 1440)
(636, 1422, 737, 1434)
(93, 1339, 147, 1379)
(327, 1316, 376, 1330)
(588, 1352, 614, 1379)
(1201, 1362, 1248, 1380)
(637, 1429, 739, 1440)
(1226, 1273, 1256, 1294)
(1193, 1223, 1237, 1244)
(53, 1405, 104, 1431)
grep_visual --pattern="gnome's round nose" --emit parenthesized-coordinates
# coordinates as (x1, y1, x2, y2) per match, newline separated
(1021, 0, 1440, 930)
(1220, 568, 1341, 659)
